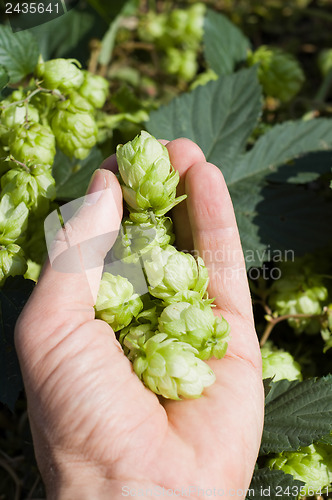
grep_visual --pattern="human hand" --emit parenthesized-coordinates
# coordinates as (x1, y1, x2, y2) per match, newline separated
(15, 138, 264, 499)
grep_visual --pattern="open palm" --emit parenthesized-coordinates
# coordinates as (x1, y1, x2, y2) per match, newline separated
(15, 138, 264, 499)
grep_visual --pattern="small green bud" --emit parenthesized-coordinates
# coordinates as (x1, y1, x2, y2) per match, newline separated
(51, 91, 97, 159)
(0, 243, 27, 286)
(248, 46, 305, 102)
(35, 58, 84, 91)
(133, 333, 216, 399)
(0, 194, 28, 244)
(267, 444, 332, 496)
(159, 300, 230, 360)
(138, 12, 167, 43)
(1, 164, 56, 216)
(185, 3, 206, 42)
(143, 245, 209, 302)
(78, 71, 109, 109)
(95, 273, 143, 331)
(261, 341, 302, 381)
(8, 122, 56, 166)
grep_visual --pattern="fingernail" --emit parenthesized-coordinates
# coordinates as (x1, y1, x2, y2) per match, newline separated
(85, 170, 106, 205)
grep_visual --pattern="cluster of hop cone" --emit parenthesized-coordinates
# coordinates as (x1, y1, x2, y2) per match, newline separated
(94, 131, 230, 400)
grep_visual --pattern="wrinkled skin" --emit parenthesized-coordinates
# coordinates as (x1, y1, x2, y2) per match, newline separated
(15, 139, 264, 499)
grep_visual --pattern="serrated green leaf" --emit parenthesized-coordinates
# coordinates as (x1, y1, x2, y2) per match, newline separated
(147, 67, 262, 175)
(54, 147, 103, 200)
(229, 119, 332, 185)
(246, 468, 304, 500)
(30, 9, 94, 60)
(260, 376, 332, 455)
(231, 175, 332, 268)
(0, 64, 9, 91)
(204, 9, 250, 76)
(147, 76, 332, 267)
(266, 150, 332, 184)
(0, 276, 35, 410)
(0, 26, 39, 83)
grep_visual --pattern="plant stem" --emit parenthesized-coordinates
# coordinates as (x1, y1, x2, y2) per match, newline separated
(260, 313, 324, 346)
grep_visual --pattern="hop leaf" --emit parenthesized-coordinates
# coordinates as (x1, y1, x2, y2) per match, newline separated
(267, 443, 332, 496)
(1, 164, 56, 215)
(95, 273, 143, 331)
(248, 46, 305, 102)
(116, 131, 186, 216)
(143, 245, 209, 302)
(0, 243, 27, 286)
(35, 58, 84, 91)
(0, 194, 28, 244)
(8, 123, 56, 166)
(133, 333, 216, 399)
(78, 70, 109, 109)
(261, 341, 302, 381)
(111, 216, 174, 263)
(159, 300, 230, 360)
(51, 91, 97, 159)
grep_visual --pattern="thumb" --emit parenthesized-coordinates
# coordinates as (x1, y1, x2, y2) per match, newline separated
(17, 168, 123, 341)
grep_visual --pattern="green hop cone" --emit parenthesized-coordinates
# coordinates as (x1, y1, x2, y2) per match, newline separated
(35, 58, 84, 91)
(0, 102, 39, 144)
(95, 272, 143, 331)
(51, 91, 97, 159)
(158, 300, 230, 360)
(138, 12, 167, 44)
(267, 443, 332, 496)
(143, 245, 209, 302)
(133, 333, 216, 399)
(119, 323, 155, 360)
(0, 194, 28, 244)
(111, 216, 174, 263)
(318, 49, 332, 77)
(164, 48, 198, 81)
(1, 165, 56, 216)
(0, 243, 27, 286)
(8, 123, 56, 166)
(116, 131, 186, 217)
(78, 70, 109, 109)
(248, 46, 305, 102)
(269, 256, 328, 334)
(185, 3, 206, 45)
(261, 341, 302, 381)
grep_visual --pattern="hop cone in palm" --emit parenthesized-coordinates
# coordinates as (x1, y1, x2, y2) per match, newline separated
(111, 216, 174, 263)
(116, 131, 186, 219)
(248, 46, 305, 102)
(267, 443, 332, 496)
(143, 245, 209, 302)
(95, 273, 143, 332)
(159, 300, 230, 360)
(133, 333, 216, 399)
(261, 341, 302, 381)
